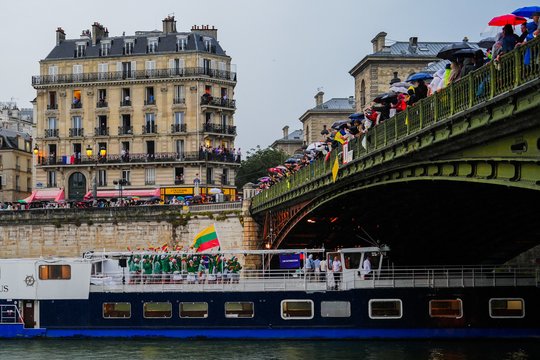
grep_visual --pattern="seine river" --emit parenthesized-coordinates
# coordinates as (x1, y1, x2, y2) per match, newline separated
(0, 340, 538, 360)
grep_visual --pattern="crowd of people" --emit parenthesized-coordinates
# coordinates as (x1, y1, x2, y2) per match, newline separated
(198, 145, 241, 163)
(127, 252, 242, 284)
(257, 11, 539, 193)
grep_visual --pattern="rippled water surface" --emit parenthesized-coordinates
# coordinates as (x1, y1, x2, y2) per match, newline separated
(1, 340, 539, 360)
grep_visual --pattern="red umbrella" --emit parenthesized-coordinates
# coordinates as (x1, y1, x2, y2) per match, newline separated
(488, 14, 527, 26)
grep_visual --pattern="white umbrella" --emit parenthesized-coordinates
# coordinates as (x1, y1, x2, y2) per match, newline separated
(209, 188, 222, 194)
(389, 86, 409, 94)
(306, 142, 325, 152)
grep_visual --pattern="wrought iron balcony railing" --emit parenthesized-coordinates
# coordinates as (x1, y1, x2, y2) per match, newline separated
(95, 127, 109, 136)
(142, 124, 158, 134)
(203, 123, 237, 135)
(47, 104, 58, 110)
(32, 67, 237, 86)
(118, 126, 133, 135)
(144, 99, 156, 106)
(120, 100, 132, 107)
(71, 102, 82, 109)
(69, 128, 84, 137)
(171, 123, 187, 133)
(173, 97, 186, 105)
(200, 96, 236, 109)
(96, 101, 108, 108)
(44, 129, 59, 138)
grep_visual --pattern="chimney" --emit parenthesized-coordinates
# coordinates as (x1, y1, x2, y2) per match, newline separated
(56, 27, 66, 46)
(191, 25, 218, 40)
(162, 15, 177, 34)
(91, 22, 107, 45)
(315, 91, 324, 107)
(408, 37, 418, 53)
(282, 126, 289, 139)
(371, 32, 387, 53)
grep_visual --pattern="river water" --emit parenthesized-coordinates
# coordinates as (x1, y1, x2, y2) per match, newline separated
(0, 340, 538, 360)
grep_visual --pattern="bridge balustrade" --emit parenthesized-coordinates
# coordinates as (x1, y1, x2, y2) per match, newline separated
(252, 37, 540, 210)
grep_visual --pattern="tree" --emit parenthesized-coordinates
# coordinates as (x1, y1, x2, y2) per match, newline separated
(235, 146, 288, 190)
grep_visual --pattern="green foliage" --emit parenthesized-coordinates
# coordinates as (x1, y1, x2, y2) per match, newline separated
(235, 146, 288, 189)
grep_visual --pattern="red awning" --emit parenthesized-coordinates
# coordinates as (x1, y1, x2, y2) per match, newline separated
(22, 188, 65, 203)
(83, 188, 160, 200)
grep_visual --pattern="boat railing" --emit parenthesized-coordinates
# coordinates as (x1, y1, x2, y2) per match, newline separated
(0, 304, 22, 324)
(89, 265, 540, 292)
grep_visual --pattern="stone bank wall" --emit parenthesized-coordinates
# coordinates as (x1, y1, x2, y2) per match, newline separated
(0, 205, 244, 258)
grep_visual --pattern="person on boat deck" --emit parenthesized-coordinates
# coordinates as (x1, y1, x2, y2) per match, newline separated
(332, 256, 342, 290)
(305, 254, 314, 279)
(314, 255, 321, 281)
(229, 257, 242, 283)
(319, 257, 327, 281)
(198, 256, 208, 284)
(160, 255, 171, 283)
(142, 257, 153, 284)
(153, 255, 162, 284)
(362, 254, 372, 280)
(128, 256, 141, 284)
(187, 259, 197, 284)
(170, 257, 181, 283)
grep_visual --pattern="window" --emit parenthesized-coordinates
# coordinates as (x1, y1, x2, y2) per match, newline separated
(145, 87, 155, 105)
(72, 90, 81, 105)
(321, 301, 351, 318)
(344, 253, 362, 270)
(489, 298, 525, 318)
(103, 303, 131, 318)
(174, 85, 185, 103)
(98, 89, 107, 102)
(176, 35, 187, 51)
(360, 79, 366, 108)
(48, 91, 57, 109)
(206, 167, 213, 184)
(429, 299, 463, 318)
(225, 302, 254, 318)
(174, 167, 184, 184)
(47, 170, 57, 187)
(98, 169, 107, 186)
(147, 37, 158, 53)
(145, 168, 155, 185)
(281, 300, 314, 319)
(124, 40, 134, 55)
(143, 302, 172, 318)
(39, 265, 71, 280)
(100, 41, 111, 56)
(369, 299, 402, 319)
(121, 170, 131, 185)
(145, 60, 156, 76)
(174, 112, 185, 126)
(73, 64, 83, 81)
(75, 43, 86, 58)
(180, 302, 208, 318)
(48, 65, 58, 81)
(222, 168, 228, 185)
(221, 114, 228, 128)
(48, 117, 57, 130)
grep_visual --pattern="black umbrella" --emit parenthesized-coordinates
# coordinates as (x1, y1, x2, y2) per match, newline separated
(373, 92, 397, 104)
(478, 37, 496, 49)
(452, 48, 478, 58)
(437, 42, 474, 60)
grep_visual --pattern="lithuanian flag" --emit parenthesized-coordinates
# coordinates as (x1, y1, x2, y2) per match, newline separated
(191, 224, 220, 252)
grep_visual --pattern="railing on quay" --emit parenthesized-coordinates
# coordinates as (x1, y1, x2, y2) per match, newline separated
(187, 201, 242, 213)
(252, 37, 540, 210)
(32, 67, 237, 86)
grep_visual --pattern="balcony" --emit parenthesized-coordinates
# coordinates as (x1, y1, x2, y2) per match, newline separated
(144, 99, 156, 106)
(32, 67, 238, 86)
(36, 151, 240, 166)
(142, 124, 158, 134)
(95, 127, 109, 136)
(118, 126, 133, 135)
(173, 97, 186, 105)
(69, 128, 84, 137)
(120, 100, 132, 107)
(44, 129, 59, 138)
(203, 123, 237, 135)
(96, 100, 108, 108)
(47, 104, 58, 110)
(171, 123, 187, 133)
(200, 96, 236, 109)
(71, 102, 82, 109)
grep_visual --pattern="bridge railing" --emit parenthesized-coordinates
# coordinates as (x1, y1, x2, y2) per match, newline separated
(252, 37, 540, 210)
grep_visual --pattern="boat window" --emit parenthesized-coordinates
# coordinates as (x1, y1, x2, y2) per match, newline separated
(180, 302, 208, 318)
(429, 299, 462, 318)
(38, 265, 71, 280)
(344, 253, 362, 269)
(489, 298, 524, 318)
(281, 300, 314, 320)
(321, 301, 351, 318)
(225, 302, 254, 318)
(103, 302, 131, 319)
(143, 302, 172, 318)
(369, 299, 402, 319)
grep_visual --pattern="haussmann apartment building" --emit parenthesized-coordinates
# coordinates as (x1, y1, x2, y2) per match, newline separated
(32, 16, 239, 201)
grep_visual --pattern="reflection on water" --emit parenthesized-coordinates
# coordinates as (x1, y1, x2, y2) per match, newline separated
(0, 340, 538, 360)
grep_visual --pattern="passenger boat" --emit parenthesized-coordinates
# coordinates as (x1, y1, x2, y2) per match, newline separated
(1, 246, 539, 339)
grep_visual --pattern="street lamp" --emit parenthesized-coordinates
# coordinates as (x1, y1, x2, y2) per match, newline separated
(113, 178, 128, 205)
(33, 144, 39, 155)
(86, 145, 107, 199)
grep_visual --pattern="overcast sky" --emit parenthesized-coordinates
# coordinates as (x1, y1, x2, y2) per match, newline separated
(0, 0, 532, 152)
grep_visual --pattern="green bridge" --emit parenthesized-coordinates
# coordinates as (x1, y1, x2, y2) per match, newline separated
(250, 38, 540, 265)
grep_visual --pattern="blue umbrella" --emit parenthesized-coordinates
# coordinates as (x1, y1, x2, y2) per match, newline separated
(512, 6, 540, 19)
(348, 113, 364, 120)
(406, 73, 433, 82)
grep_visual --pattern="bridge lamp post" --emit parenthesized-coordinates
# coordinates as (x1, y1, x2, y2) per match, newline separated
(113, 178, 128, 204)
(86, 145, 107, 199)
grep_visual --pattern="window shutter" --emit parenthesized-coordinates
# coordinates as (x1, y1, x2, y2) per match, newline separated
(116, 62, 122, 72)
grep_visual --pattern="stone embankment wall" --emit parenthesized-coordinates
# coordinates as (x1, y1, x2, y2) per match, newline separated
(0, 205, 247, 258)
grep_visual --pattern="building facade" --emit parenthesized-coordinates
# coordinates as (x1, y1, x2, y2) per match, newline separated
(0, 102, 34, 135)
(270, 126, 303, 156)
(299, 92, 355, 146)
(349, 32, 455, 112)
(0, 129, 33, 202)
(32, 17, 239, 201)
